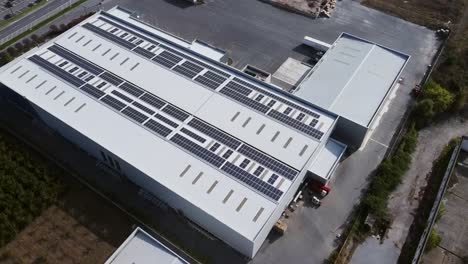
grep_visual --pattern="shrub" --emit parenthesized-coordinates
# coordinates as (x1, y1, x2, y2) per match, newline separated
(412, 99, 435, 129)
(423, 80, 454, 113)
(426, 228, 442, 251)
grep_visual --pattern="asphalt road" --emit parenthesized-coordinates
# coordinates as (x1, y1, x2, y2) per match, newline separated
(0, 0, 440, 263)
(0, 0, 74, 43)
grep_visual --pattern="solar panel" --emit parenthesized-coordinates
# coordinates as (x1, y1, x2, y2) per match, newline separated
(204, 71, 227, 84)
(267, 99, 276, 107)
(111, 90, 133, 102)
(101, 95, 126, 111)
(239, 158, 250, 169)
(181, 60, 203, 74)
(132, 101, 155, 115)
(253, 166, 264, 176)
(85, 75, 95, 82)
(80, 84, 105, 99)
(194, 75, 220, 89)
(140, 93, 166, 109)
(268, 110, 324, 140)
(188, 119, 241, 149)
(255, 94, 264, 102)
(224, 81, 252, 96)
(100, 72, 123, 86)
(210, 143, 220, 152)
(173, 65, 198, 79)
(155, 114, 178, 128)
(144, 119, 172, 137)
(267, 174, 279, 185)
(296, 113, 305, 121)
(310, 119, 318, 127)
(238, 144, 298, 180)
(219, 87, 270, 113)
(152, 56, 176, 68)
(222, 149, 233, 159)
(181, 128, 206, 143)
(233, 77, 321, 119)
(119, 82, 144, 97)
(134, 46, 155, 59)
(77, 71, 88, 78)
(221, 162, 283, 201)
(48, 45, 104, 75)
(122, 106, 148, 123)
(98, 17, 160, 48)
(28, 55, 85, 87)
(162, 105, 189, 121)
(170, 134, 225, 168)
(284, 107, 292, 115)
(158, 51, 182, 64)
(82, 23, 136, 50)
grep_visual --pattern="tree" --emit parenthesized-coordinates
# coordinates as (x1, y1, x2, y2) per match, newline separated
(0, 52, 13, 66)
(412, 99, 435, 129)
(14, 42, 24, 53)
(22, 38, 32, 49)
(6, 47, 17, 57)
(423, 80, 454, 113)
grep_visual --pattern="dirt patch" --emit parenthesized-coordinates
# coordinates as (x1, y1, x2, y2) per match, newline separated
(261, 0, 337, 18)
(0, 167, 135, 264)
(361, 0, 466, 29)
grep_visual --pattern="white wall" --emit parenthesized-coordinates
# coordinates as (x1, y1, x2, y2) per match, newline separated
(31, 102, 256, 257)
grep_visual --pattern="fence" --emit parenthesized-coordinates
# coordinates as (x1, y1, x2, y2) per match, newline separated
(0, 0, 79, 45)
(411, 139, 461, 263)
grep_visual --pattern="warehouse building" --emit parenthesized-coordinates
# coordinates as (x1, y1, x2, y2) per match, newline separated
(105, 227, 190, 264)
(0, 7, 339, 258)
(295, 33, 410, 148)
(0, 6, 408, 258)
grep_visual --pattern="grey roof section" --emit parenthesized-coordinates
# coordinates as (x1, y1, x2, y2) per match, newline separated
(295, 33, 409, 127)
(105, 227, 190, 264)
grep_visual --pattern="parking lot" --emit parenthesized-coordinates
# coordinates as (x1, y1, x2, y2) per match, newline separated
(94, 0, 440, 263)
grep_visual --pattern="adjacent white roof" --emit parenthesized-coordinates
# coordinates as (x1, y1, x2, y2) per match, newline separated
(0, 7, 336, 242)
(295, 33, 409, 127)
(105, 227, 189, 264)
(308, 139, 346, 180)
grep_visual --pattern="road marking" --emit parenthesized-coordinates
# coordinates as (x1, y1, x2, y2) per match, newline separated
(370, 138, 389, 148)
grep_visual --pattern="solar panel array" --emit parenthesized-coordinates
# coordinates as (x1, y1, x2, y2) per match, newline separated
(188, 118, 241, 149)
(221, 162, 283, 201)
(84, 15, 326, 140)
(32, 40, 302, 202)
(171, 134, 225, 168)
(238, 145, 298, 180)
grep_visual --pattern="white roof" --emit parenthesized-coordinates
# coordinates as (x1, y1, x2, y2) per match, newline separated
(295, 33, 409, 127)
(0, 7, 336, 241)
(105, 227, 189, 264)
(308, 139, 346, 180)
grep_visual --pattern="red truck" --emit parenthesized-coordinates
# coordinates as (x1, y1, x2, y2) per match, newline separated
(308, 180, 331, 197)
